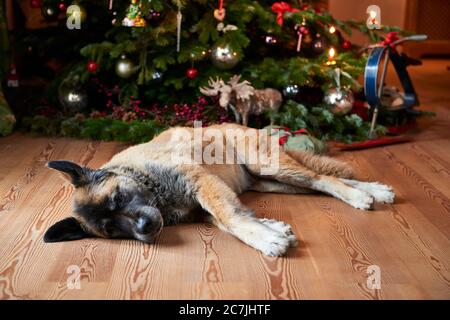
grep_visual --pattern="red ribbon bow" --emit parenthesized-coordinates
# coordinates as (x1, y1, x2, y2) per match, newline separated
(271, 2, 299, 26)
(273, 127, 309, 146)
(382, 32, 399, 47)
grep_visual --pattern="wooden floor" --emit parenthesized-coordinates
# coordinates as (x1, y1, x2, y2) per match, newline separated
(0, 60, 449, 300)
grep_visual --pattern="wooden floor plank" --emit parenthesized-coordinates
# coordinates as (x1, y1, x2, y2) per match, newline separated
(0, 59, 449, 299)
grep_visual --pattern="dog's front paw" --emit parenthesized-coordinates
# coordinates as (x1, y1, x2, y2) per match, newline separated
(346, 189, 374, 210)
(231, 218, 293, 256)
(259, 218, 298, 247)
(364, 182, 395, 204)
(256, 230, 291, 257)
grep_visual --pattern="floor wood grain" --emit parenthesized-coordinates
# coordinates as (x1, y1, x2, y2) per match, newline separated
(0, 59, 449, 299)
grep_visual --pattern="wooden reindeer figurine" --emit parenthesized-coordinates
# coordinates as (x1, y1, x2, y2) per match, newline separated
(200, 75, 282, 126)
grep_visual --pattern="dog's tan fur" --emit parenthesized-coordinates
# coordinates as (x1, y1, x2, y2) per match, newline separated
(46, 123, 395, 256)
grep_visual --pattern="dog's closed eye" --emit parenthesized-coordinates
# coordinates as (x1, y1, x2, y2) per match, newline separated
(110, 190, 129, 210)
(114, 193, 126, 207)
(101, 220, 115, 236)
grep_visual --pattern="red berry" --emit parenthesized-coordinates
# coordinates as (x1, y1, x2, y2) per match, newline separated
(87, 60, 99, 73)
(186, 67, 198, 79)
(342, 40, 351, 50)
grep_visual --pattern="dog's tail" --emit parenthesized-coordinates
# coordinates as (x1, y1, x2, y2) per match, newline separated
(285, 150, 354, 178)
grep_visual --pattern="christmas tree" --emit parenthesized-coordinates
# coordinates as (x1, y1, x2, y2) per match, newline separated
(6, 0, 414, 143)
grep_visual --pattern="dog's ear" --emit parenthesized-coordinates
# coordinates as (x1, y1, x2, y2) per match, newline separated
(47, 160, 92, 187)
(44, 217, 90, 243)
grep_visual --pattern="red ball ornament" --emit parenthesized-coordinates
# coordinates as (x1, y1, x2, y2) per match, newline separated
(87, 60, 99, 73)
(186, 67, 198, 79)
(342, 40, 351, 50)
(29, 0, 41, 8)
(58, 2, 67, 11)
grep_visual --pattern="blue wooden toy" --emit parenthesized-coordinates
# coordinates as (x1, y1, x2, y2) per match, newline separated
(364, 34, 427, 138)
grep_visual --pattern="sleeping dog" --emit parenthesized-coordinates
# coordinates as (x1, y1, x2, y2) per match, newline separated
(44, 123, 395, 256)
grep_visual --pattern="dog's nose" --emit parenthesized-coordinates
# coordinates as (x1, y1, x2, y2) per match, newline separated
(137, 218, 155, 234)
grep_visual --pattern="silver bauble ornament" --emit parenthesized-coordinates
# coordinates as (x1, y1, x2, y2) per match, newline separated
(115, 55, 136, 78)
(58, 75, 88, 112)
(282, 84, 300, 99)
(210, 44, 240, 70)
(324, 87, 354, 114)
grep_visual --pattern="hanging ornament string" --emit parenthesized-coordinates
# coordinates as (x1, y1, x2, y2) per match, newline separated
(333, 68, 361, 90)
(335, 68, 341, 90)
(109, 0, 113, 10)
(176, 1, 182, 52)
(176, 12, 182, 52)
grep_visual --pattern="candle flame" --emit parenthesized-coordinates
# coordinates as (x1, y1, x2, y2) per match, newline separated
(329, 48, 335, 58)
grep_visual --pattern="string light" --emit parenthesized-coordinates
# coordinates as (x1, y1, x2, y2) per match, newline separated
(326, 48, 336, 65)
(329, 25, 336, 34)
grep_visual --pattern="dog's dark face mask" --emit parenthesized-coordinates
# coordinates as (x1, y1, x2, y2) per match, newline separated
(44, 160, 163, 244)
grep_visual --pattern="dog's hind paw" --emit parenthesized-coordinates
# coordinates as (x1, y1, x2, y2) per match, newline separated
(349, 181, 395, 204)
(259, 218, 298, 247)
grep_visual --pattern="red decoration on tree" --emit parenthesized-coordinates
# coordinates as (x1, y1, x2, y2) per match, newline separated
(382, 32, 400, 47)
(29, 0, 42, 8)
(186, 67, 198, 79)
(381, 32, 400, 54)
(299, 26, 309, 35)
(213, 0, 226, 21)
(271, 2, 299, 26)
(87, 61, 99, 73)
(342, 40, 351, 50)
(58, 2, 67, 11)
